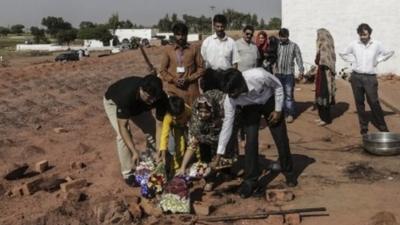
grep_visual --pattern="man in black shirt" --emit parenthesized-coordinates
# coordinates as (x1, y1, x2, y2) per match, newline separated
(103, 74, 167, 185)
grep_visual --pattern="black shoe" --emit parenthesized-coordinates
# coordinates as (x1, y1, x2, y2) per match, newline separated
(238, 180, 254, 199)
(286, 179, 298, 187)
(252, 186, 266, 198)
(124, 175, 136, 186)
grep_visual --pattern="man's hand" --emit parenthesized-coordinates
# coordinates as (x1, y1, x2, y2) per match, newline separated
(267, 111, 282, 125)
(157, 151, 166, 164)
(176, 78, 188, 88)
(209, 154, 222, 169)
(132, 151, 140, 166)
(298, 73, 304, 80)
(175, 167, 185, 176)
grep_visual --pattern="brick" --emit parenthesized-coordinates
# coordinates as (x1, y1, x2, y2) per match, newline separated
(12, 186, 24, 197)
(140, 199, 162, 217)
(22, 178, 43, 195)
(60, 178, 87, 192)
(128, 203, 143, 219)
(35, 160, 49, 173)
(266, 189, 295, 202)
(65, 190, 88, 202)
(193, 202, 211, 216)
(266, 215, 284, 225)
(285, 213, 301, 225)
(65, 176, 74, 182)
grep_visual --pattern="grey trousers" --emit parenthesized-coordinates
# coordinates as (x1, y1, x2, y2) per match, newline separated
(350, 73, 388, 134)
(103, 97, 159, 178)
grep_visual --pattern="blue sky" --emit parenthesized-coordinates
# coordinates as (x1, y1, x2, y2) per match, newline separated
(0, 0, 281, 27)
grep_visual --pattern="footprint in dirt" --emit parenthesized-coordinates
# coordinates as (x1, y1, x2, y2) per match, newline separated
(343, 161, 386, 183)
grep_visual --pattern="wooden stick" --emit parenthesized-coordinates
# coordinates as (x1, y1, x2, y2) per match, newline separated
(197, 207, 327, 222)
(139, 46, 155, 74)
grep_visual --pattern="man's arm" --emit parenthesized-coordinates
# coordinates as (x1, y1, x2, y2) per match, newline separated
(232, 40, 240, 69)
(216, 96, 236, 155)
(294, 44, 305, 74)
(159, 50, 175, 83)
(265, 72, 284, 112)
(377, 42, 395, 64)
(187, 45, 205, 82)
(339, 43, 355, 63)
(117, 118, 139, 158)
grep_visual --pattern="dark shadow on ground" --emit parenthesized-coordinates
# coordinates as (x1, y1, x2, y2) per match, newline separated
(331, 102, 350, 121)
(295, 101, 314, 118)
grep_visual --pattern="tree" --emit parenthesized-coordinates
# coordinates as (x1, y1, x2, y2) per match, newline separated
(10, 24, 25, 35)
(157, 14, 172, 32)
(78, 25, 113, 45)
(108, 13, 120, 34)
(119, 20, 133, 29)
(41, 16, 72, 37)
(258, 18, 268, 30)
(79, 21, 96, 29)
(30, 26, 48, 43)
(250, 14, 259, 27)
(0, 27, 10, 36)
(267, 17, 281, 30)
(56, 28, 78, 45)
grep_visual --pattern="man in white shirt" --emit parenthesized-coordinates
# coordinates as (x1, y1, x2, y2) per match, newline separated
(213, 68, 296, 198)
(200, 14, 240, 91)
(339, 23, 394, 135)
(236, 25, 260, 72)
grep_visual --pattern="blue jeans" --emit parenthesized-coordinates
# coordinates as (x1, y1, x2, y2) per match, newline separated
(276, 74, 295, 117)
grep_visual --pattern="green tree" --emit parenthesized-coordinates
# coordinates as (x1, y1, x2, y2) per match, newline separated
(0, 27, 11, 36)
(157, 14, 172, 32)
(108, 13, 120, 34)
(78, 25, 113, 45)
(30, 26, 48, 43)
(258, 18, 268, 29)
(79, 21, 96, 29)
(10, 24, 25, 35)
(250, 14, 259, 27)
(56, 28, 78, 45)
(41, 16, 72, 37)
(267, 17, 281, 30)
(119, 20, 134, 29)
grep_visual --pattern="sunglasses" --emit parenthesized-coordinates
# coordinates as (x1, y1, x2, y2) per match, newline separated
(245, 32, 253, 36)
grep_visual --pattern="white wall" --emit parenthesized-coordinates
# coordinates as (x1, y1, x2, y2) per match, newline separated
(282, 0, 400, 74)
(114, 29, 155, 42)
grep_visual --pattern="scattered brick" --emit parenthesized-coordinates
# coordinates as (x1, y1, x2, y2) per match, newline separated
(266, 189, 295, 202)
(140, 199, 162, 217)
(22, 177, 44, 195)
(193, 202, 211, 216)
(266, 215, 284, 225)
(285, 213, 301, 225)
(128, 203, 143, 219)
(35, 160, 49, 173)
(60, 178, 87, 192)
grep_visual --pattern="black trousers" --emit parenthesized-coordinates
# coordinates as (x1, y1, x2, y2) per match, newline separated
(241, 96, 293, 182)
(317, 105, 331, 123)
(350, 73, 388, 134)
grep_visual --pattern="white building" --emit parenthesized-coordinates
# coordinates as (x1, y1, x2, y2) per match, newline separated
(113, 29, 156, 43)
(282, 0, 400, 74)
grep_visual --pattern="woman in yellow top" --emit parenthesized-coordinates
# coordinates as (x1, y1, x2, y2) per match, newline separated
(159, 96, 192, 175)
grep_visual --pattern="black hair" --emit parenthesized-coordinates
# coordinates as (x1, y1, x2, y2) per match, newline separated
(357, 23, 372, 35)
(213, 14, 227, 25)
(243, 25, 254, 33)
(172, 22, 188, 35)
(141, 74, 163, 100)
(221, 68, 248, 95)
(167, 96, 185, 116)
(278, 28, 290, 37)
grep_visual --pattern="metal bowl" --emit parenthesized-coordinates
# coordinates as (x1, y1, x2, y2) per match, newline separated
(363, 132, 400, 156)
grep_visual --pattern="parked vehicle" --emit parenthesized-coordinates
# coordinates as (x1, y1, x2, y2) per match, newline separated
(55, 51, 80, 62)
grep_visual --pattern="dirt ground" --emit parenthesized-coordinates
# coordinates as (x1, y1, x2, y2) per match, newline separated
(1, 47, 399, 225)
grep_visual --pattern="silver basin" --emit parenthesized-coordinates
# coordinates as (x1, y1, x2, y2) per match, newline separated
(363, 132, 400, 156)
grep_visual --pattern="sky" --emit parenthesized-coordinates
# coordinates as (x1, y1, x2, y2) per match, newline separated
(0, 0, 281, 28)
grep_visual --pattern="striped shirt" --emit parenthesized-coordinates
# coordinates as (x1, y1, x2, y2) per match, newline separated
(276, 40, 304, 75)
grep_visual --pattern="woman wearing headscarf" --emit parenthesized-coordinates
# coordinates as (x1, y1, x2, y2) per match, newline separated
(256, 31, 269, 61)
(314, 28, 336, 126)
